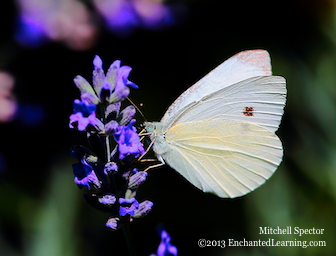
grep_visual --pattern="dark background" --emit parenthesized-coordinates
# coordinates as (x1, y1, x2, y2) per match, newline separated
(0, 0, 335, 256)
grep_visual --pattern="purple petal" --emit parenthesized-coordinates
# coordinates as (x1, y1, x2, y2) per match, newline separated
(93, 55, 103, 69)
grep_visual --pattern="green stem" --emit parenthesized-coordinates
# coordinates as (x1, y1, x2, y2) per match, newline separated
(122, 223, 137, 256)
(103, 108, 136, 256)
(106, 135, 111, 162)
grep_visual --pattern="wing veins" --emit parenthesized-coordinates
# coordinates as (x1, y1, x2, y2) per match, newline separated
(171, 133, 282, 160)
(174, 141, 269, 196)
(170, 138, 281, 174)
(175, 144, 235, 196)
(171, 144, 213, 193)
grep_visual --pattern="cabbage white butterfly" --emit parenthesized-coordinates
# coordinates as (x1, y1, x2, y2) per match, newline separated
(144, 49, 286, 198)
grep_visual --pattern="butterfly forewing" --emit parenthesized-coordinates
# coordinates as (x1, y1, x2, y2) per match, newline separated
(162, 119, 283, 198)
(161, 49, 273, 131)
(165, 76, 286, 133)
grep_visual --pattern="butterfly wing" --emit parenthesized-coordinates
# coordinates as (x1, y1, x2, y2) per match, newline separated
(164, 76, 286, 133)
(161, 49, 273, 131)
(161, 119, 283, 198)
(151, 49, 285, 197)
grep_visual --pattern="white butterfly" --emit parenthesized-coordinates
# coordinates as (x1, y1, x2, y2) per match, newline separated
(144, 49, 286, 198)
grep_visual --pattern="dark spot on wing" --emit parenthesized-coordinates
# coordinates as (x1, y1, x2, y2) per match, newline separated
(243, 107, 254, 116)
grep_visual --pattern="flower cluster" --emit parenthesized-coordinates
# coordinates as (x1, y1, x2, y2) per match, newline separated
(93, 0, 175, 36)
(69, 56, 152, 230)
(15, 0, 185, 50)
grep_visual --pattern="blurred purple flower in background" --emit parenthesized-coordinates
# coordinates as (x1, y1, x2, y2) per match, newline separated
(16, 103, 45, 127)
(15, 0, 187, 47)
(0, 72, 17, 177)
(15, 0, 98, 50)
(150, 225, 177, 256)
(0, 72, 17, 122)
(93, 0, 175, 35)
(157, 229, 178, 256)
(0, 72, 46, 127)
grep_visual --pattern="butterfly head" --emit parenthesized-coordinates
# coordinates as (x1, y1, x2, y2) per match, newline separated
(144, 121, 163, 132)
(144, 122, 164, 140)
(143, 121, 167, 156)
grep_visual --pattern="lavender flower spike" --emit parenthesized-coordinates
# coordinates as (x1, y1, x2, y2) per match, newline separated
(70, 55, 152, 231)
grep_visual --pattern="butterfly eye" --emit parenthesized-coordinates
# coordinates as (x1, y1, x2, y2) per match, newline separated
(145, 123, 154, 132)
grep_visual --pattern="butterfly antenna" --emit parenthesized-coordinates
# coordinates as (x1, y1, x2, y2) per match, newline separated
(127, 97, 147, 122)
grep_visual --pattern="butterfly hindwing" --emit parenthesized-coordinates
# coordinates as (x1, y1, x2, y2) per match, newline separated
(162, 119, 283, 198)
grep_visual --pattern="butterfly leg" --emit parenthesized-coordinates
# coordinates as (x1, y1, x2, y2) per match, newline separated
(138, 128, 146, 136)
(138, 128, 153, 137)
(143, 162, 165, 172)
(142, 154, 165, 172)
(139, 158, 158, 162)
(138, 137, 155, 161)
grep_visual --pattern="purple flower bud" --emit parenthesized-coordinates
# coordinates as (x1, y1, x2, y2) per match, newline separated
(106, 60, 121, 90)
(99, 194, 116, 205)
(73, 161, 101, 190)
(104, 120, 119, 135)
(133, 200, 153, 218)
(128, 171, 147, 189)
(109, 86, 130, 103)
(69, 100, 104, 132)
(99, 81, 112, 102)
(92, 55, 106, 97)
(119, 105, 136, 126)
(105, 120, 119, 135)
(72, 99, 96, 117)
(105, 102, 121, 118)
(116, 65, 138, 89)
(104, 161, 118, 175)
(81, 91, 100, 105)
(74, 75, 99, 105)
(119, 197, 139, 216)
(85, 155, 98, 165)
(93, 55, 103, 69)
(104, 60, 137, 102)
(106, 217, 120, 230)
